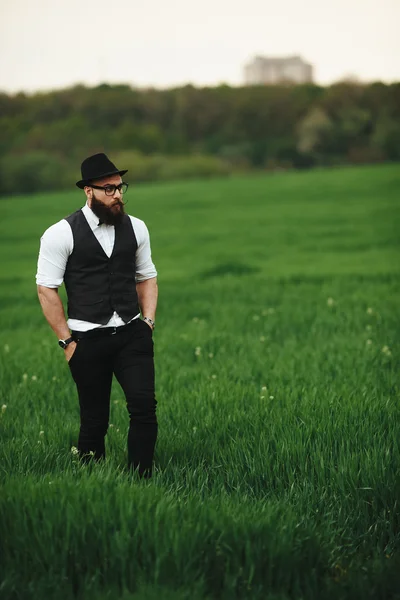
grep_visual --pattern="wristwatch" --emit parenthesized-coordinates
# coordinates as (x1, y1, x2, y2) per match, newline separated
(143, 316, 155, 330)
(58, 336, 74, 349)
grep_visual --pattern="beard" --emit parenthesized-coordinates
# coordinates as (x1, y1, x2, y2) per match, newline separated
(90, 193, 125, 226)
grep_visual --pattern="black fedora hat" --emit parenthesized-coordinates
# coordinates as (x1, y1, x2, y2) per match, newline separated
(76, 153, 128, 189)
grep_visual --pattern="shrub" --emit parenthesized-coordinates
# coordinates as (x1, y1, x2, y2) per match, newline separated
(0, 151, 66, 195)
(0, 150, 233, 195)
(112, 151, 232, 184)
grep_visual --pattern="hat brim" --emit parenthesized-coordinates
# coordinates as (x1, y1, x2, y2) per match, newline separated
(76, 169, 128, 189)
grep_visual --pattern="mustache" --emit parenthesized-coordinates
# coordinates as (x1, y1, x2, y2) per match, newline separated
(90, 193, 126, 225)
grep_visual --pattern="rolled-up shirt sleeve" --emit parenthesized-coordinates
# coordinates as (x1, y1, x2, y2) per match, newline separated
(36, 220, 73, 288)
(131, 217, 157, 282)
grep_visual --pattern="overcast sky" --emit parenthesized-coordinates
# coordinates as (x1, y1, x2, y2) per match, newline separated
(0, 0, 399, 93)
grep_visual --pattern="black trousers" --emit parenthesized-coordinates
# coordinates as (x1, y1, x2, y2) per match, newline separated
(68, 318, 157, 477)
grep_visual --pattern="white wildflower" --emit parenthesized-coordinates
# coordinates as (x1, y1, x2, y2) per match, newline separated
(366, 307, 374, 315)
(259, 336, 265, 342)
(327, 297, 335, 307)
(211, 374, 217, 379)
(366, 339, 372, 346)
(195, 346, 202, 356)
(208, 353, 214, 358)
(382, 346, 391, 356)
(269, 395, 274, 400)
(52, 376, 57, 382)
(260, 395, 265, 400)
(31, 375, 37, 381)
(193, 426, 197, 433)
(39, 430, 44, 436)
(22, 373, 28, 381)
(1, 404, 7, 413)
(71, 446, 79, 455)
(261, 386, 267, 392)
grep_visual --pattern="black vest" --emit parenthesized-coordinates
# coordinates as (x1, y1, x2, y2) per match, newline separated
(64, 210, 139, 324)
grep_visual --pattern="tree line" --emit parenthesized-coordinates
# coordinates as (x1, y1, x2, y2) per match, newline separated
(0, 81, 399, 194)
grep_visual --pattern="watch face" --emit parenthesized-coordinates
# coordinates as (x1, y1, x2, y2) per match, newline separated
(58, 340, 67, 349)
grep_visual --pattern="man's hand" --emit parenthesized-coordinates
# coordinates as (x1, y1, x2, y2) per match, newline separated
(64, 341, 78, 362)
(37, 287, 73, 356)
(136, 278, 157, 329)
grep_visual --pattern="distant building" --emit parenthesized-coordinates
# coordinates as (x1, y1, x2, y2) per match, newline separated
(244, 55, 313, 85)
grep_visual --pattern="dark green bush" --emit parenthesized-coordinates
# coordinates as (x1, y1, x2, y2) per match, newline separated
(0, 150, 232, 195)
(0, 151, 66, 195)
(113, 151, 232, 184)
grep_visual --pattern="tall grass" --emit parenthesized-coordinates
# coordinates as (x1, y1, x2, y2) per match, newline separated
(0, 164, 399, 599)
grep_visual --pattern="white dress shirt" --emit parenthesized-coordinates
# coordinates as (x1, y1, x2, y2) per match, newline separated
(36, 203, 157, 331)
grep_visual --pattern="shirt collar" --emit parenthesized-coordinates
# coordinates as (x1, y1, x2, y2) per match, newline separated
(82, 202, 103, 228)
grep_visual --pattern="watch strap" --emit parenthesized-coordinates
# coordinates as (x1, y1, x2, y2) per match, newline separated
(143, 317, 155, 329)
(58, 336, 74, 349)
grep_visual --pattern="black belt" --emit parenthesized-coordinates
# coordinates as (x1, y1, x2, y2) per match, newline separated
(72, 319, 138, 340)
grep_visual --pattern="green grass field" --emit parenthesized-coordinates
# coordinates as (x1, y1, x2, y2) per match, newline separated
(0, 164, 399, 600)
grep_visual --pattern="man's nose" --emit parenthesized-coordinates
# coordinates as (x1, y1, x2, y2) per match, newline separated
(113, 188, 122, 199)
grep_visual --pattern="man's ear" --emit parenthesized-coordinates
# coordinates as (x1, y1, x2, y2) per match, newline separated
(84, 186, 92, 204)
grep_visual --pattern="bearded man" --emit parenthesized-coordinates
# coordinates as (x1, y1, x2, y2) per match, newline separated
(36, 153, 158, 478)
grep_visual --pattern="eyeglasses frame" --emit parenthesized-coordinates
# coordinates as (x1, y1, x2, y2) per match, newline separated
(89, 182, 129, 196)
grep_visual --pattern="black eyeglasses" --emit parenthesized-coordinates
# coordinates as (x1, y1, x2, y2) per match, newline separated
(90, 182, 129, 196)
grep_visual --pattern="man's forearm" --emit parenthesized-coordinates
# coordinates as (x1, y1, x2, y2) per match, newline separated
(136, 277, 158, 321)
(37, 285, 70, 339)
